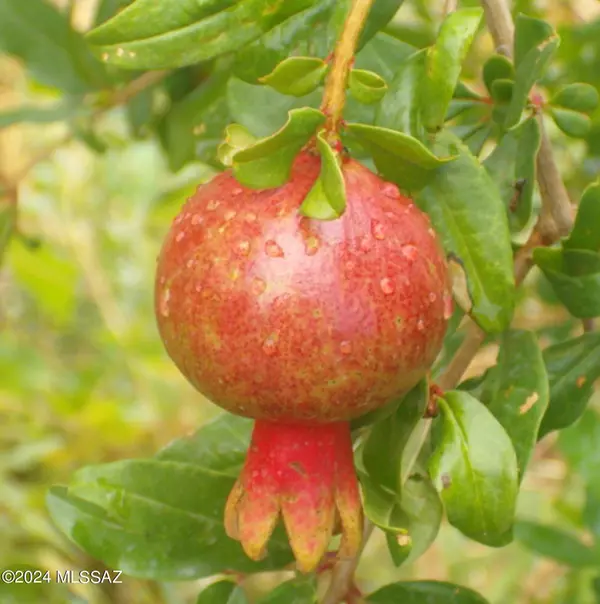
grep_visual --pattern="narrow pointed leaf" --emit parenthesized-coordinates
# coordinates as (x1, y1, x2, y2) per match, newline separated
(417, 132, 515, 332)
(346, 123, 454, 191)
(260, 57, 327, 97)
(478, 330, 549, 480)
(232, 107, 325, 188)
(422, 8, 484, 131)
(358, 0, 405, 49)
(514, 15, 555, 67)
(563, 182, 600, 252)
(429, 391, 519, 546)
(539, 333, 600, 436)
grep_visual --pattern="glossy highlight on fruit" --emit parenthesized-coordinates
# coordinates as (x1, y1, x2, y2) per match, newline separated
(155, 151, 451, 572)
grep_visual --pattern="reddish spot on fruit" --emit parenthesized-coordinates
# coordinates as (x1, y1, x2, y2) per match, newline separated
(155, 151, 450, 572)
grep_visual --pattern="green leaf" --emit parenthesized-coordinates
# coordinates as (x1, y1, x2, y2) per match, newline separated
(0, 101, 82, 129)
(126, 88, 155, 137)
(160, 71, 230, 171)
(363, 380, 428, 492)
(483, 54, 515, 95)
(539, 333, 600, 436)
(504, 16, 559, 129)
(375, 50, 426, 140)
(232, 107, 325, 188)
(417, 132, 515, 332)
(564, 182, 600, 252)
(89, 0, 318, 69)
(0, 0, 108, 93)
(385, 473, 443, 567)
(478, 330, 549, 480)
(550, 108, 592, 138)
(348, 69, 388, 104)
(484, 116, 540, 233)
(551, 83, 599, 114)
(298, 130, 345, 219)
(429, 391, 519, 546)
(234, 0, 335, 83)
(260, 57, 328, 97)
(422, 8, 483, 131)
(533, 247, 600, 319)
(345, 123, 454, 191)
(46, 414, 293, 580)
(197, 581, 248, 604)
(366, 581, 490, 603)
(490, 79, 514, 104)
(0, 197, 16, 266)
(359, 0, 405, 49)
(515, 521, 598, 567)
(217, 124, 258, 167)
(257, 576, 317, 603)
(227, 77, 321, 137)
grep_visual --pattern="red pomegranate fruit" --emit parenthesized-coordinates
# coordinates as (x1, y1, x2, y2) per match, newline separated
(155, 151, 451, 572)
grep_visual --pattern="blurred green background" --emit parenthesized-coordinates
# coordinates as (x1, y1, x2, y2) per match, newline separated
(1, 0, 600, 602)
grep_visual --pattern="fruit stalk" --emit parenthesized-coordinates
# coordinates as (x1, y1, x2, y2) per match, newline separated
(321, 0, 375, 135)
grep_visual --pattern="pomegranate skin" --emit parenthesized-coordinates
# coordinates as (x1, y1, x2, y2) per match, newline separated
(155, 152, 451, 423)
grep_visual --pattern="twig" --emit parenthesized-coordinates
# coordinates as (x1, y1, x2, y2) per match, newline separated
(321, 0, 376, 135)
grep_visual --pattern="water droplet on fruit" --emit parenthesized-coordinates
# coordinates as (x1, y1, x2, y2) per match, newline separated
(252, 278, 266, 295)
(224, 210, 237, 221)
(160, 289, 171, 317)
(360, 236, 372, 252)
(262, 334, 278, 356)
(429, 292, 437, 303)
(443, 292, 454, 319)
(232, 187, 243, 195)
(175, 232, 185, 242)
(265, 240, 284, 258)
(236, 240, 250, 256)
(428, 227, 436, 238)
(417, 319, 425, 331)
(207, 200, 220, 211)
(340, 341, 352, 355)
(371, 220, 385, 240)
(186, 257, 195, 268)
(382, 183, 400, 198)
(380, 277, 395, 295)
(194, 283, 202, 293)
(401, 244, 418, 262)
(304, 235, 320, 256)
(191, 214, 203, 226)
(245, 212, 257, 222)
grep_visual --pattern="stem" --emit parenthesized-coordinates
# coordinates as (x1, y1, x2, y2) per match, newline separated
(321, 0, 375, 135)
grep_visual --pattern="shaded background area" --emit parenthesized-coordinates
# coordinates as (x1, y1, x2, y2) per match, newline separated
(1, 0, 600, 602)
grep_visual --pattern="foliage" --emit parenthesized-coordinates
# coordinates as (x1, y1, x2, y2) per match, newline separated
(1, 0, 600, 602)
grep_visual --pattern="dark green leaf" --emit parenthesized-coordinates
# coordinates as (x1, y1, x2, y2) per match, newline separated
(257, 576, 317, 603)
(564, 182, 600, 252)
(504, 17, 559, 129)
(232, 107, 325, 188)
(46, 414, 293, 580)
(417, 132, 515, 332)
(490, 79, 514, 104)
(429, 391, 518, 546)
(363, 380, 427, 492)
(551, 83, 599, 114)
(479, 330, 549, 480)
(366, 580, 490, 603)
(385, 473, 443, 567)
(533, 247, 600, 319)
(0, 101, 82, 129)
(348, 69, 388, 104)
(539, 333, 600, 436)
(0, 0, 108, 93)
(550, 108, 592, 138)
(299, 130, 345, 219)
(345, 123, 454, 191)
(89, 0, 318, 69)
(197, 581, 248, 604)
(260, 57, 328, 97)
(583, 489, 600, 538)
(483, 54, 515, 95)
(227, 77, 321, 137)
(375, 50, 426, 140)
(94, 0, 131, 27)
(515, 521, 598, 567)
(126, 87, 155, 137)
(0, 197, 16, 266)
(484, 116, 540, 233)
(358, 0, 405, 49)
(422, 8, 483, 131)
(160, 72, 230, 171)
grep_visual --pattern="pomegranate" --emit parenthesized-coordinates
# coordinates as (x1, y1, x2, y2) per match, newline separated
(155, 151, 450, 572)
